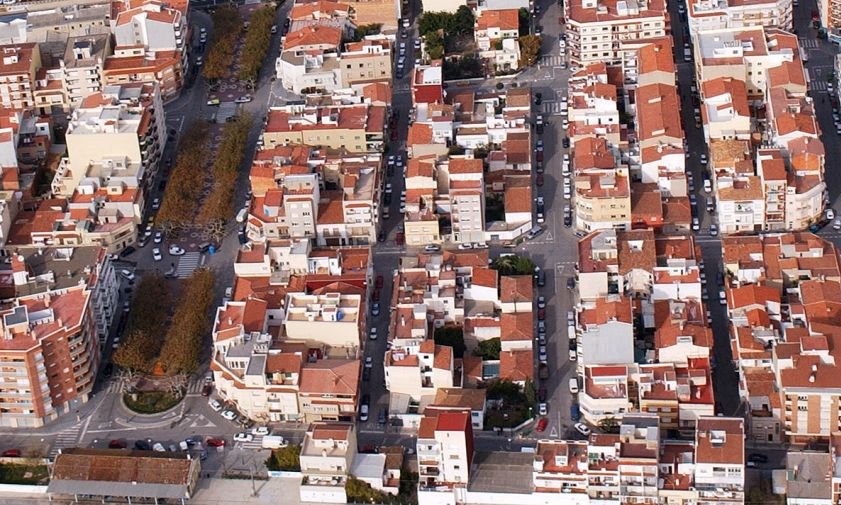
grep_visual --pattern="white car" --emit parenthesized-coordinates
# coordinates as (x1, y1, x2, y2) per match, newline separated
(569, 349, 577, 361)
(152, 248, 162, 262)
(252, 426, 269, 436)
(152, 198, 161, 210)
(169, 245, 185, 256)
(369, 327, 378, 340)
(424, 244, 441, 252)
(208, 399, 223, 411)
(719, 290, 727, 305)
(569, 378, 579, 394)
(235, 95, 253, 104)
(574, 422, 591, 436)
(826, 208, 836, 221)
(221, 410, 236, 421)
(539, 346, 548, 363)
(692, 217, 700, 231)
(538, 402, 548, 416)
(120, 269, 135, 281)
(365, 356, 373, 368)
(153, 231, 163, 244)
(233, 433, 253, 443)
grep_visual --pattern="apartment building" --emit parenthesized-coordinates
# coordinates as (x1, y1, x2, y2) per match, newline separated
(263, 103, 386, 153)
(573, 139, 631, 232)
(784, 446, 839, 504)
(284, 291, 364, 351)
(417, 411, 474, 500)
(694, 417, 745, 504)
(566, 66, 621, 147)
(384, 340, 456, 404)
(0, 285, 98, 428)
(576, 296, 634, 373)
(579, 365, 631, 424)
(339, 37, 392, 87)
(61, 34, 112, 107)
(576, 228, 662, 301)
(0, 43, 41, 110)
(299, 423, 357, 504)
(412, 65, 444, 105)
(277, 25, 343, 94)
(686, 0, 792, 38)
(563, 0, 669, 66)
(446, 157, 486, 245)
(247, 173, 321, 241)
(107, 0, 188, 99)
(474, 9, 520, 50)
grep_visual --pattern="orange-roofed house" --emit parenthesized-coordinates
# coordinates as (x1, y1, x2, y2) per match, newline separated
(474, 9, 519, 50)
(701, 77, 751, 142)
(283, 291, 364, 351)
(580, 365, 631, 424)
(339, 37, 393, 87)
(416, 410, 474, 500)
(686, 0, 792, 40)
(407, 123, 448, 159)
(299, 422, 357, 502)
(263, 103, 386, 153)
(0, 43, 41, 110)
(715, 175, 765, 234)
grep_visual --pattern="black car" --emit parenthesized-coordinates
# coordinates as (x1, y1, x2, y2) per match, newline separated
(378, 409, 387, 425)
(378, 231, 386, 242)
(362, 367, 371, 382)
(134, 440, 152, 451)
(102, 363, 113, 377)
(562, 137, 570, 149)
(537, 388, 547, 402)
(534, 93, 542, 106)
(536, 124, 544, 135)
(536, 270, 546, 287)
(567, 277, 576, 289)
(747, 453, 769, 464)
(120, 246, 136, 258)
(564, 214, 572, 227)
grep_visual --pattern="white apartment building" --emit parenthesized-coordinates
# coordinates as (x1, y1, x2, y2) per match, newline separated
(716, 175, 766, 234)
(686, 0, 792, 39)
(113, 0, 188, 67)
(60, 34, 112, 107)
(417, 411, 473, 501)
(277, 25, 343, 94)
(576, 297, 635, 374)
(580, 365, 632, 424)
(694, 417, 745, 504)
(384, 340, 456, 404)
(283, 291, 363, 352)
(564, 0, 669, 66)
(299, 423, 357, 504)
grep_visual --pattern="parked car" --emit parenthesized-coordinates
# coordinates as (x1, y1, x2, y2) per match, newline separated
(134, 440, 152, 451)
(574, 423, 591, 436)
(233, 433, 253, 443)
(120, 269, 135, 282)
(538, 402, 548, 416)
(747, 453, 769, 464)
(221, 410, 236, 421)
(108, 440, 127, 449)
(169, 245, 185, 256)
(371, 303, 380, 317)
(235, 95, 253, 104)
(536, 418, 548, 432)
(206, 438, 226, 447)
(152, 248, 162, 262)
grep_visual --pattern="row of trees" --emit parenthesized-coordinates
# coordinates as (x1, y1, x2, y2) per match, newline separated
(518, 35, 542, 68)
(237, 5, 277, 82)
(351, 23, 382, 42)
(157, 268, 216, 375)
(113, 274, 170, 373)
(202, 5, 243, 82)
(490, 254, 536, 276)
(443, 55, 484, 80)
(418, 6, 474, 38)
(197, 113, 252, 224)
(157, 124, 210, 229)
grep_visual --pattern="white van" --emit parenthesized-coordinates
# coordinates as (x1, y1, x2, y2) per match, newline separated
(261, 435, 288, 449)
(569, 377, 579, 394)
(568, 325, 576, 341)
(235, 207, 248, 223)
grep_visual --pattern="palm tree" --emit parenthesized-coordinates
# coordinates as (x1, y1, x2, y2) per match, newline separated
(491, 254, 535, 275)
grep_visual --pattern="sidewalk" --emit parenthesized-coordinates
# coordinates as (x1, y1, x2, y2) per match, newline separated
(191, 477, 301, 505)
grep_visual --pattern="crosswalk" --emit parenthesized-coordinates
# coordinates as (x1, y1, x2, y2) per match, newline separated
(49, 425, 83, 459)
(104, 376, 206, 395)
(809, 79, 828, 92)
(541, 101, 565, 115)
(176, 252, 203, 278)
(236, 435, 265, 450)
(799, 38, 819, 49)
(539, 55, 566, 67)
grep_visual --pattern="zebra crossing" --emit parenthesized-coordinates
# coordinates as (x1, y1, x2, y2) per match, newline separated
(236, 435, 265, 450)
(809, 79, 828, 92)
(176, 252, 203, 278)
(104, 376, 206, 395)
(541, 101, 565, 115)
(799, 38, 819, 49)
(539, 55, 566, 67)
(49, 425, 83, 459)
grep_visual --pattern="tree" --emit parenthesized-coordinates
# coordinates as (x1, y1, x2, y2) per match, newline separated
(112, 273, 170, 373)
(158, 124, 210, 227)
(518, 35, 542, 68)
(474, 337, 501, 360)
(158, 269, 216, 375)
(202, 5, 243, 81)
(425, 31, 445, 60)
(598, 416, 620, 433)
(346, 476, 390, 503)
(453, 5, 475, 34)
(487, 379, 524, 404)
(518, 7, 530, 37)
(266, 445, 301, 471)
(352, 23, 383, 42)
(237, 5, 276, 81)
(433, 326, 466, 358)
(490, 254, 535, 276)
(197, 114, 251, 224)
(443, 55, 484, 80)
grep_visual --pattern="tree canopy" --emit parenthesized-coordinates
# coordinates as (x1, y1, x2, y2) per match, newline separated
(474, 337, 501, 360)
(113, 273, 170, 373)
(490, 254, 536, 276)
(203, 5, 243, 82)
(519, 35, 542, 68)
(157, 268, 216, 376)
(237, 5, 276, 82)
(418, 6, 475, 37)
(157, 124, 210, 228)
(197, 114, 252, 224)
(433, 326, 466, 358)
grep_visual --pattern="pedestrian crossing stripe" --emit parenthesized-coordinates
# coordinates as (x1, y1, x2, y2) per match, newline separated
(541, 102, 565, 115)
(49, 425, 83, 459)
(799, 38, 819, 49)
(539, 55, 566, 67)
(809, 80, 828, 91)
(176, 252, 202, 279)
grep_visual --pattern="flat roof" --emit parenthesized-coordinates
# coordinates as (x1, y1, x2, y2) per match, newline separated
(467, 451, 533, 494)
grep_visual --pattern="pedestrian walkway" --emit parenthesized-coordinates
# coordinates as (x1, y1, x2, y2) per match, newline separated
(48, 425, 83, 459)
(176, 252, 203, 278)
(186, 377, 206, 395)
(539, 55, 565, 67)
(799, 38, 819, 49)
(809, 79, 828, 92)
(237, 435, 264, 450)
(541, 101, 565, 115)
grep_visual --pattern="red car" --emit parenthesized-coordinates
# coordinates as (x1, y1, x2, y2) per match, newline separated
(372, 289, 381, 302)
(108, 440, 127, 449)
(390, 129, 398, 141)
(536, 151, 544, 162)
(536, 419, 548, 433)
(538, 308, 546, 320)
(375, 275, 384, 288)
(206, 438, 226, 447)
(536, 174, 544, 187)
(2, 449, 21, 457)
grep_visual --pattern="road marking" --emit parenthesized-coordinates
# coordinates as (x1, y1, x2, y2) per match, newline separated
(550, 426, 558, 438)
